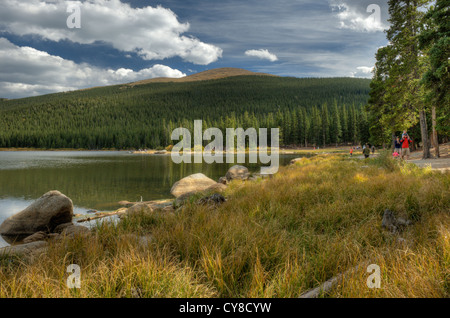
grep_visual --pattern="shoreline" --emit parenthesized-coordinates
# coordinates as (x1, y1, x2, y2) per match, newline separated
(0, 153, 448, 297)
(0, 147, 126, 152)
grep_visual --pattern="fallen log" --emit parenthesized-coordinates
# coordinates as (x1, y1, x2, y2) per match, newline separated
(299, 262, 369, 298)
(76, 209, 127, 223)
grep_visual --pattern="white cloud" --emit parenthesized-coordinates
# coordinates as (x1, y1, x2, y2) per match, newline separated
(0, 38, 186, 98)
(245, 49, 278, 62)
(350, 65, 374, 78)
(330, 1, 387, 33)
(0, 0, 222, 65)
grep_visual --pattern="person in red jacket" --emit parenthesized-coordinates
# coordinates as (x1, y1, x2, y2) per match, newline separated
(400, 131, 412, 160)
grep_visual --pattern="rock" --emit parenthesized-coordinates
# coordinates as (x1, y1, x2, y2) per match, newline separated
(126, 202, 154, 215)
(174, 191, 199, 206)
(0, 191, 73, 239)
(59, 225, 90, 238)
(155, 150, 168, 155)
(218, 177, 228, 185)
(197, 194, 227, 206)
(170, 173, 217, 198)
(396, 217, 412, 226)
(0, 241, 48, 257)
(175, 183, 227, 207)
(47, 233, 60, 240)
(53, 222, 74, 234)
(225, 165, 250, 181)
(118, 201, 134, 206)
(290, 158, 304, 165)
(206, 183, 227, 193)
(23, 231, 48, 244)
(381, 209, 397, 232)
(382, 209, 412, 233)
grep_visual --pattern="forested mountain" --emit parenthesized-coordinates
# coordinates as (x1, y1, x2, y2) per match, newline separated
(0, 70, 371, 149)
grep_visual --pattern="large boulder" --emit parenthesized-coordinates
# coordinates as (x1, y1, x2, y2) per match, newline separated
(0, 191, 73, 238)
(225, 165, 250, 181)
(170, 173, 217, 198)
(174, 183, 227, 207)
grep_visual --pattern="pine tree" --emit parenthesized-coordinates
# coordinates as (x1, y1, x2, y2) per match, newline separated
(386, 0, 432, 158)
(321, 103, 329, 147)
(330, 100, 342, 146)
(419, 0, 450, 156)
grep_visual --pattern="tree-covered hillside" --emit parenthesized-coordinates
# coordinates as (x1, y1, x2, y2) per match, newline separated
(0, 75, 371, 149)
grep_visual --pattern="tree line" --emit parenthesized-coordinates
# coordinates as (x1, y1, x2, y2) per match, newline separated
(367, 0, 449, 158)
(0, 76, 371, 149)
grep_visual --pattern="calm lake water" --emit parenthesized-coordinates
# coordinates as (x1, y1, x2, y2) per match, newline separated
(0, 151, 300, 247)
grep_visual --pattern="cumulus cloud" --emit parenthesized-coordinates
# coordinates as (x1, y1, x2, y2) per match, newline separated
(0, 0, 222, 65)
(350, 65, 374, 78)
(329, 0, 388, 33)
(245, 49, 278, 62)
(0, 38, 186, 98)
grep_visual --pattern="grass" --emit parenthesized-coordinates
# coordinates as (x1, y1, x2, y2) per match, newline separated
(0, 152, 448, 298)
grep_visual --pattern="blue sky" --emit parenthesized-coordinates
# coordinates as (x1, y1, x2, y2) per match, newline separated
(0, 0, 389, 98)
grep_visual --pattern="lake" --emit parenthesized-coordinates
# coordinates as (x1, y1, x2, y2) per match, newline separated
(0, 151, 301, 247)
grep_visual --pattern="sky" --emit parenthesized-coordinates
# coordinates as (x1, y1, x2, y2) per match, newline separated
(0, 0, 390, 99)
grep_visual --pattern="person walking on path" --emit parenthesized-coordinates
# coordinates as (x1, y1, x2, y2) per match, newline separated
(350, 148, 353, 157)
(400, 132, 413, 160)
(394, 137, 402, 156)
(363, 144, 371, 158)
(371, 145, 375, 154)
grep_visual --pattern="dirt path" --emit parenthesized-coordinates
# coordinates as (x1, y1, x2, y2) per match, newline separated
(407, 143, 450, 172)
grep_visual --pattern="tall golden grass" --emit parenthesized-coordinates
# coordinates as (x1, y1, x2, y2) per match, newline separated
(0, 152, 448, 297)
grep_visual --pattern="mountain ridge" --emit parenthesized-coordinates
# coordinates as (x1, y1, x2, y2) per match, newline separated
(124, 67, 279, 87)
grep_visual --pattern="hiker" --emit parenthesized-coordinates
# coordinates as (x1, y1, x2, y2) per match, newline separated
(371, 145, 375, 154)
(400, 132, 413, 160)
(394, 137, 402, 157)
(363, 144, 370, 158)
(350, 148, 353, 156)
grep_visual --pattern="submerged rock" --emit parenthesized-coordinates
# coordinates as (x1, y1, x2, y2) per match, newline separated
(0, 191, 73, 239)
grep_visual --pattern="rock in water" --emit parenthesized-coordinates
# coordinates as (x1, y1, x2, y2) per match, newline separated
(170, 173, 217, 198)
(0, 191, 73, 238)
(225, 165, 250, 181)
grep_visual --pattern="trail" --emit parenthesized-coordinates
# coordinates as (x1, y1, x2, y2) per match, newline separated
(408, 142, 450, 172)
